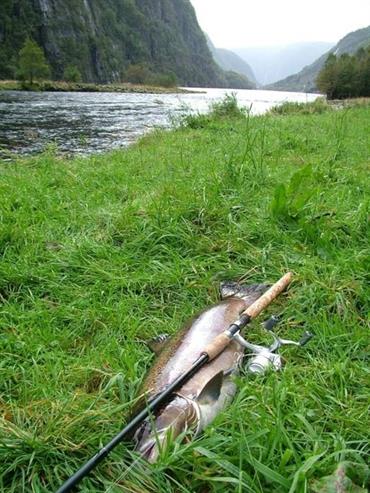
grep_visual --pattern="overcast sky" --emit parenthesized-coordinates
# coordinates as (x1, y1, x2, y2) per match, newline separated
(190, 0, 370, 48)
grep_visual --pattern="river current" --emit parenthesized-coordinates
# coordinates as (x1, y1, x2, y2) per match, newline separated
(0, 88, 318, 158)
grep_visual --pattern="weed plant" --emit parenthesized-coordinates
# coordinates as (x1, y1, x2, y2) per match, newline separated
(0, 98, 369, 492)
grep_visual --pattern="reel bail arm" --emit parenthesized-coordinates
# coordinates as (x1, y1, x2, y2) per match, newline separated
(235, 315, 314, 374)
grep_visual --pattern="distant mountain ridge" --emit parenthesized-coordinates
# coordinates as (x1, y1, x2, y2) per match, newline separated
(269, 26, 370, 92)
(206, 36, 257, 86)
(234, 42, 334, 86)
(0, 0, 251, 88)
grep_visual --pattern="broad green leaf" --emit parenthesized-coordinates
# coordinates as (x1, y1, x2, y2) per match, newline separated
(271, 184, 288, 218)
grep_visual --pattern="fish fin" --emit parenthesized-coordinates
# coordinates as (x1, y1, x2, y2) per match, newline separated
(223, 368, 236, 378)
(220, 281, 269, 300)
(220, 281, 240, 299)
(197, 371, 224, 405)
(147, 334, 170, 354)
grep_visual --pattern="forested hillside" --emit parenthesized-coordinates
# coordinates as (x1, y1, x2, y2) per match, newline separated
(0, 0, 250, 87)
(269, 26, 370, 92)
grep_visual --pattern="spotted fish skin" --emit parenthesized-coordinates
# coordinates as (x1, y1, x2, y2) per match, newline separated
(134, 283, 267, 462)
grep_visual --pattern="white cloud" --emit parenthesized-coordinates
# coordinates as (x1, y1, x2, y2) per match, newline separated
(190, 0, 370, 48)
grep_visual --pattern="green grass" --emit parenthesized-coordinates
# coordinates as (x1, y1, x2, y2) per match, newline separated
(270, 97, 370, 115)
(0, 98, 369, 492)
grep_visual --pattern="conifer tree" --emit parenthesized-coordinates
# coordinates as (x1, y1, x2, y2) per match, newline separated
(316, 53, 338, 99)
(358, 47, 370, 97)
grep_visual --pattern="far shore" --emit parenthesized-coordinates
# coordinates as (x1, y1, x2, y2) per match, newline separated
(0, 80, 199, 94)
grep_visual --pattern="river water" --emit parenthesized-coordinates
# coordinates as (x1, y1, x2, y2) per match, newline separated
(0, 88, 318, 158)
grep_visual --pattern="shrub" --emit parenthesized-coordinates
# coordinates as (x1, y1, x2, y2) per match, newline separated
(64, 65, 82, 82)
(124, 63, 152, 84)
(270, 98, 331, 115)
(179, 94, 247, 129)
(180, 112, 212, 129)
(124, 64, 178, 88)
(150, 71, 177, 88)
(210, 93, 247, 119)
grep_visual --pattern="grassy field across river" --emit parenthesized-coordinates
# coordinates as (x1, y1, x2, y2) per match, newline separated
(0, 80, 191, 94)
(0, 98, 369, 492)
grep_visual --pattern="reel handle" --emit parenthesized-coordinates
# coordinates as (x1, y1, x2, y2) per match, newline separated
(299, 331, 314, 347)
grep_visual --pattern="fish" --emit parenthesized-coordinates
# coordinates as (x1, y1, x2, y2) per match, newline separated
(133, 282, 267, 462)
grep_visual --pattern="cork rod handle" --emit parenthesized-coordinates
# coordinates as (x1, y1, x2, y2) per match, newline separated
(243, 271, 293, 319)
(204, 272, 293, 361)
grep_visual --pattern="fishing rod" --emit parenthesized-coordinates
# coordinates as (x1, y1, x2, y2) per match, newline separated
(56, 272, 293, 493)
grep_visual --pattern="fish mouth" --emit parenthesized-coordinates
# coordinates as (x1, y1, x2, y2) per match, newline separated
(134, 395, 199, 462)
(137, 432, 168, 463)
(138, 440, 158, 463)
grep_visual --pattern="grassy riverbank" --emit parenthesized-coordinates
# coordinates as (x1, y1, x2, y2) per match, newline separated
(0, 80, 192, 94)
(1, 99, 369, 492)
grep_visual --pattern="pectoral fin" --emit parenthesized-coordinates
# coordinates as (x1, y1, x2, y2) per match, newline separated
(197, 371, 224, 406)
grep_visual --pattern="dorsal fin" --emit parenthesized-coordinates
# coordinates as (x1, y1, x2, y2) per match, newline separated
(220, 281, 240, 299)
(197, 371, 224, 406)
(147, 334, 169, 355)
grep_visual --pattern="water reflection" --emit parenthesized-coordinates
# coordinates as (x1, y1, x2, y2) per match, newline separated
(0, 88, 318, 158)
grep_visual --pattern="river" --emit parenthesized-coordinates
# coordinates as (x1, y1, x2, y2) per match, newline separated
(0, 88, 318, 158)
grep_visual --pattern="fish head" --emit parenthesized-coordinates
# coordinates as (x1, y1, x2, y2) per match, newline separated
(134, 395, 198, 462)
(220, 281, 268, 302)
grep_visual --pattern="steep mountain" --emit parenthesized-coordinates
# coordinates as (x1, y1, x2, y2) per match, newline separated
(206, 36, 257, 86)
(269, 26, 370, 92)
(0, 0, 246, 87)
(235, 42, 334, 86)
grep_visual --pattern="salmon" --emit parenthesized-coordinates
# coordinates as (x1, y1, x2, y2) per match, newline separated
(133, 282, 267, 461)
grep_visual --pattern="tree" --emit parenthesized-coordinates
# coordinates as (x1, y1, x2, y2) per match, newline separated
(335, 54, 358, 98)
(358, 47, 370, 97)
(316, 46, 370, 99)
(316, 53, 338, 99)
(63, 65, 82, 82)
(17, 38, 50, 84)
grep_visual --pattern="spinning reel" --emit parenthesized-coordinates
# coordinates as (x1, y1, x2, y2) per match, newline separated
(235, 316, 313, 374)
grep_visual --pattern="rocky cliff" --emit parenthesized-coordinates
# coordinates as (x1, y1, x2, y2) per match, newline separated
(0, 0, 249, 87)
